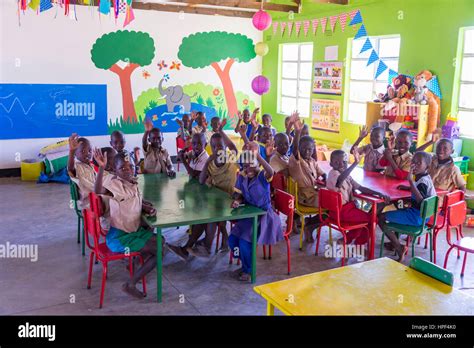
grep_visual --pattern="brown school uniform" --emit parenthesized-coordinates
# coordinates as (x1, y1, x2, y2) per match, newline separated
(383, 151, 412, 178)
(326, 169, 360, 205)
(143, 145, 173, 174)
(360, 144, 385, 172)
(288, 154, 325, 207)
(269, 151, 289, 174)
(69, 160, 96, 209)
(428, 156, 466, 191)
(206, 161, 239, 195)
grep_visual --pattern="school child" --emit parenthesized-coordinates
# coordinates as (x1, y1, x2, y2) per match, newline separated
(379, 129, 413, 179)
(327, 150, 390, 246)
(110, 130, 140, 175)
(254, 126, 274, 162)
(234, 108, 259, 140)
(230, 144, 283, 281)
(261, 113, 277, 137)
(286, 116, 309, 156)
(378, 152, 436, 262)
(92, 147, 117, 175)
(350, 126, 385, 172)
(142, 119, 176, 177)
(285, 115, 294, 146)
(176, 113, 192, 151)
(269, 133, 290, 177)
(67, 133, 95, 208)
(288, 113, 325, 242)
(93, 151, 159, 299)
(178, 133, 209, 179)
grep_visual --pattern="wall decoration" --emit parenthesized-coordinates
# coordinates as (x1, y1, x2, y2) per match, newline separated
(252, 9, 272, 31)
(313, 62, 343, 95)
(170, 61, 181, 70)
(251, 75, 270, 95)
(0, 84, 107, 140)
(255, 42, 269, 56)
(157, 60, 168, 70)
(311, 99, 341, 133)
(324, 45, 339, 61)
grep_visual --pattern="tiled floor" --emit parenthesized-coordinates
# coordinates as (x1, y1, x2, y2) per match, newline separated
(1, 177, 473, 315)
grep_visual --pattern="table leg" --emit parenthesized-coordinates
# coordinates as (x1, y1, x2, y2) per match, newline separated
(369, 203, 377, 260)
(156, 227, 162, 303)
(267, 301, 275, 316)
(251, 215, 258, 284)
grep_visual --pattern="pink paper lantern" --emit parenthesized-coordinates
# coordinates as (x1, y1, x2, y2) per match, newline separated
(252, 10, 272, 31)
(252, 75, 270, 95)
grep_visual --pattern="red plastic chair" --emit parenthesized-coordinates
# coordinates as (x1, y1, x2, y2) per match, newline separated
(271, 172, 287, 192)
(315, 189, 370, 266)
(443, 200, 471, 276)
(83, 209, 146, 308)
(271, 189, 295, 274)
(89, 192, 108, 237)
(176, 136, 190, 171)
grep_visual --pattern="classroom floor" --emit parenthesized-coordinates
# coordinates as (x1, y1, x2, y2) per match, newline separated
(1, 176, 474, 315)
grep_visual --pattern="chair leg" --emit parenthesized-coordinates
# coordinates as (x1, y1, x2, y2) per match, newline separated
(328, 227, 333, 245)
(428, 233, 433, 262)
(129, 257, 133, 279)
(87, 252, 94, 289)
(263, 245, 266, 260)
(433, 230, 438, 264)
(461, 252, 468, 277)
(315, 226, 321, 256)
(229, 250, 233, 264)
(81, 221, 85, 256)
(286, 238, 291, 275)
(299, 215, 305, 251)
(379, 232, 385, 258)
(269, 245, 272, 260)
(77, 217, 81, 244)
(456, 227, 461, 259)
(443, 245, 456, 269)
(215, 227, 220, 254)
(410, 236, 415, 258)
(138, 255, 147, 296)
(341, 234, 347, 267)
(424, 234, 428, 248)
(99, 263, 107, 308)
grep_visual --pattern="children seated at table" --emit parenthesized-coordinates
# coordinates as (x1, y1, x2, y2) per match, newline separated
(269, 133, 290, 176)
(230, 144, 282, 281)
(178, 133, 209, 179)
(327, 150, 390, 246)
(142, 119, 176, 177)
(378, 152, 436, 262)
(379, 129, 413, 179)
(350, 126, 385, 172)
(110, 130, 140, 175)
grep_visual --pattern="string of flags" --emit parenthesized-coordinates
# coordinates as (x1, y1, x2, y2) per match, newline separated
(17, 0, 136, 27)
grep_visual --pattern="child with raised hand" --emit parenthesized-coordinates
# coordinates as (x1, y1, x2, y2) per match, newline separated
(110, 131, 140, 175)
(176, 113, 192, 152)
(178, 133, 209, 179)
(142, 119, 176, 177)
(350, 126, 385, 172)
(234, 108, 259, 140)
(67, 133, 95, 208)
(261, 113, 277, 137)
(94, 150, 159, 299)
(269, 133, 290, 177)
(378, 152, 436, 262)
(379, 129, 413, 179)
(229, 143, 283, 281)
(327, 150, 390, 246)
(92, 147, 117, 175)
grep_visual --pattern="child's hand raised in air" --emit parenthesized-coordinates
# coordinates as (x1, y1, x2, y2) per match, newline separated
(265, 139, 275, 157)
(93, 148, 107, 169)
(237, 111, 243, 120)
(238, 123, 248, 136)
(144, 118, 154, 132)
(352, 148, 361, 164)
(252, 107, 260, 117)
(69, 133, 80, 152)
(175, 118, 184, 127)
(191, 111, 198, 121)
(219, 118, 227, 132)
(358, 126, 369, 139)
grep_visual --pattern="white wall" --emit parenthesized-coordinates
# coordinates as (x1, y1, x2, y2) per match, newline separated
(0, 1, 262, 169)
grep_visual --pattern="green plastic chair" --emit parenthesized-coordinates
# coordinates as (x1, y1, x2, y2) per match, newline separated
(409, 256, 454, 286)
(69, 180, 85, 256)
(380, 196, 439, 261)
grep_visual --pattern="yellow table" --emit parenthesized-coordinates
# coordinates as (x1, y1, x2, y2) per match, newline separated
(254, 258, 474, 315)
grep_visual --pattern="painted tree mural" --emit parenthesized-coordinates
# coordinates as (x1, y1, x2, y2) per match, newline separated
(178, 31, 256, 126)
(91, 30, 155, 123)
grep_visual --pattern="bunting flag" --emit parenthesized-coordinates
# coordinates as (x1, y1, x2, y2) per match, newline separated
(350, 10, 362, 25)
(388, 69, 398, 83)
(311, 19, 318, 35)
(426, 76, 442, 98)
(329, 15, 338, 33)
(280, 21, 287, 36)
(28, 0, 41, 10)
(303, 20, 310, 36)
(272, 22, 279, 36)
(119, 0, 127, 13)
(287, 21, 293, 36)
(339, 13, 348, 32)
(354, 24, 367, 39)
(375, 60, 388, 79)
(19, 0, 27, 11)
(295, 21, 302, 37)
(359, 38, 373, 54)
(349, 9, 359, 20)
(40, 0, 52, 12)
(99, 0, 111, 15)
(367, 50, 379, 66)
(320, 17, 327, 33)
(123, 4, 135, 27)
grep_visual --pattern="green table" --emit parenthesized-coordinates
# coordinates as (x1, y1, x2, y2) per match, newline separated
(138, 173, 266, 302)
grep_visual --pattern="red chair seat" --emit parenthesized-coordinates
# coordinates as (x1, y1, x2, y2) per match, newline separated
(323, 219, 368, 231)
(97, 243, 141, 260)
(452, 237, 474, 253)
(427, 213, 445, 229)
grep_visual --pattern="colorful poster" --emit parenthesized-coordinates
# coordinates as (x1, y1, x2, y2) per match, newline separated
(313, 61, 343, 95)
(311, 99, 341, 133)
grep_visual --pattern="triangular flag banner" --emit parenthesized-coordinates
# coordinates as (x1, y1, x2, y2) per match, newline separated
(339, 13, 348, 32)
(28, 0, 41, 10)
(367, 50, 379, 66)
(40, 0, 53, 12)
(119, 0, 127, 13)
(280, 22, 287, 36)
(354, 24, 367, 39)
(426, 76, 442, 99)
(287, 21, 293, 36)
(350, 10, 362, 25)
(359, 38, 373, 54)
(329, 15, 338, 33)
(375, 60, 388, 79)
(295, 21, 302, 37)
(99, 0, 111, 15)
(303, 20, 310, 36)
(123, 5, 135, 27)
(320, 17, 327, 33)
(311, 19, 318, 35)
(349, 9, 359, 20)
(388, 69, 398, 83)
(272, 22, 279, 36)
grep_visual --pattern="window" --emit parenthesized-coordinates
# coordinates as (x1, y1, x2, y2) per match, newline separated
(279, 43, 313, 117)
(346, 35, 401, 124)
(457, 28, 474, 137)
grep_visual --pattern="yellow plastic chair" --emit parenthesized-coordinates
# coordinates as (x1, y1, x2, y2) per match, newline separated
(287, 177, 332, 250)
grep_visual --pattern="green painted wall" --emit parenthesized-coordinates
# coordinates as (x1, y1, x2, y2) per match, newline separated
(262, 0, 474, 162)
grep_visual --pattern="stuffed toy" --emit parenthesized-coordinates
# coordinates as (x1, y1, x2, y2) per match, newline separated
(375, 74, 412, 103)
(411, 70, 431, 105)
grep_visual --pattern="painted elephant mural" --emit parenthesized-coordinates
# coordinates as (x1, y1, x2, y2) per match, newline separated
(158, 78, 197, 113)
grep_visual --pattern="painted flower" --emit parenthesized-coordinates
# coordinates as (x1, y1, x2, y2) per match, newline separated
(152, 115, 158, 121)
(243, 99, 249, 105)
(213, 88, 220, 96)
(162, 120, 167, 127)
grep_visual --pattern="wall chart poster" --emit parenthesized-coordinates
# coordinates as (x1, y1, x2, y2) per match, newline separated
(313, 62, 343, 95)
(311, 99, 341, 133)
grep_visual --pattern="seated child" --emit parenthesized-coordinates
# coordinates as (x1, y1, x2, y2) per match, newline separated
(230, 144, 283, 281)
(350, 126, 385, 172)
(285, 115, 294, 146)
(378, 152, 436, 262)
(92, 147, 117, 175)
(234, 108, 259, 140)
(286, 115, 309, 156)
(142, 119, 176, 177)
(93, 151, 159, 299)
(254, 126, 274, 162)
(176, 113, 192, 151)
(379, 129, 413, 179)
(178, 133, 209, 179)
(110, 130, 140, 175)
(67, 133, 95, 208)
(261, 113, 277, 137)
(327, 150, 389, 246)
(269, 133, 290, 177)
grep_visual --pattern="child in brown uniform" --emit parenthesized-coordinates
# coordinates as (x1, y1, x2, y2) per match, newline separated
(142, 119, 176, 177)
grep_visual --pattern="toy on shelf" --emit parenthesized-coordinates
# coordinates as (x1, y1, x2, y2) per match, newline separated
(442, 114, 461, 139)
(375, 74, 412, 105)
(411, 70, 441, 139)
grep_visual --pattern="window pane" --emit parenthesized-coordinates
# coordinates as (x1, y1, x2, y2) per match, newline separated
(282, 44, 298, 61)
(352, 38, 371, 59)
(461, 57, 474, 82)
(298, 80, 312, 97)
(458, 110, 474, 137)
(350, 59, 375, 80)
(299, 62, 312, 79)
(375, 82, 390, 96)
(379, 37, 400, 58)
(348, 102, 367, 124)
(459, 84, 474, 109)
(282, 62, 298, 78)
(281, 97, 297, 115)
(300, 44, 313, 61)
(298, 98, 310, 118)
(465, 29, 474, 54)
(281, 79, 297, 97)
(350, 81, 374, 102)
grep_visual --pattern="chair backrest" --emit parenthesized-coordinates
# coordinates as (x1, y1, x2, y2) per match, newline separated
(82, 209, 101, 255)
(271, 172, 287, 192)
(447, 200, 467, 227)
(69, 180, 80, 212)
(89, 192, 104, 217)
(420, 195, 439, 230)
(274, 189, 294, 237)
(443, 190, 465, 208)
(287, 176, 299, 208)
(318, 188, 342, 226)
(176, 136, 187, 151)
(409, 256, 454, 286)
